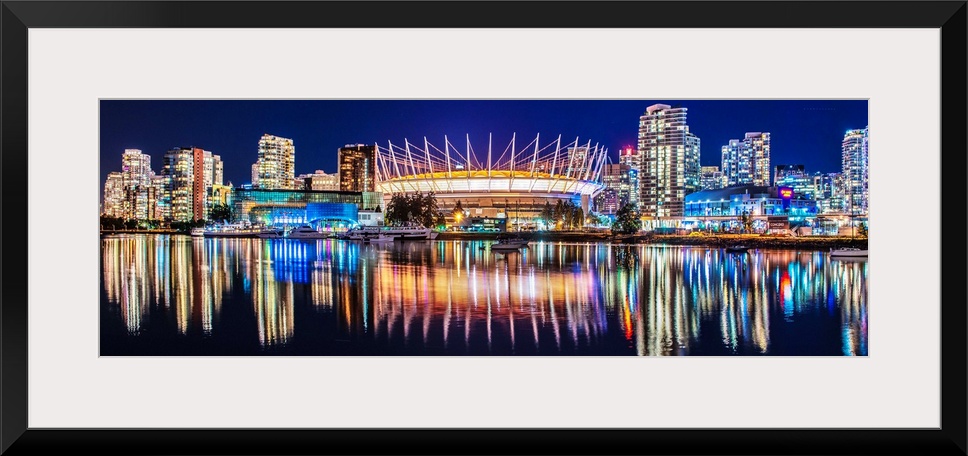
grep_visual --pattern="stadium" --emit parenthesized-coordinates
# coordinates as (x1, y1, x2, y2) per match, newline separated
(375, 134, 607, 231)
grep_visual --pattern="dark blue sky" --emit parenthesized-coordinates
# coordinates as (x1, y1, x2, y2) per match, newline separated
(100, 100, 867, 187)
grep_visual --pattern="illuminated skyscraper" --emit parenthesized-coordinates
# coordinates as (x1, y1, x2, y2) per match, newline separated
(617, 146, 640, 210)
(637, 104, 701, 218)
(102, 172, 125, 218)
(599, 163, 633, 214)
(255, 134, 295, 190)
(813, 172, 845, 214)
(163, 147, 195, 222)
(192, 148, 221, 221)
(700, 166, 725, 190)
(120, 149, 153, 220)
(721, 132, 771, 186)
(339, 144, 377, 192)
(842, 127, 869, 215)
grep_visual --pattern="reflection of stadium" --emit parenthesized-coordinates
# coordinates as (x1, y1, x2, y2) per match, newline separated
(375, 134, 607, 230)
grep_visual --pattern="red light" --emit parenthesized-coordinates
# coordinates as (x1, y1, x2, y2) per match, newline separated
(780, 189, 793, 198)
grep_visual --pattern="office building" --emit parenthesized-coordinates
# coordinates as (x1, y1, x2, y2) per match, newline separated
(813, 172, 845, 215)
(774, 164, 814, 200)
(600, 163, 633, 214)
(617, 146, 641, 210)
(297, 170, 340, 191)
(339, 144, 377, 192)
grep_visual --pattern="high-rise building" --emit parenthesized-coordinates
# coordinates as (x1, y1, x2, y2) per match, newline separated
(213, 157, 224, 187)
(813, 172, 845, 214)
(120, 149, 153, 220)
(102, 172, 125, 218)
(700, 166, 725, 190)
(600, 163, 633, 214)
(774, 164, 814, 200)
(722, 132, 770, 186)
(617, 147, 640, 210)
(297, 170, 340, 191)
(151, 175, 168, 221)
(637, 104, 701, 217)
(192, 148, 221, 221)
(595, 188, 621, 215)
(339, 144, 377, 192)
(251, 163, 259, 187)
(163, 147, 195, 222)
(842, 127, 869, 215)
(255, 134, 295, 190)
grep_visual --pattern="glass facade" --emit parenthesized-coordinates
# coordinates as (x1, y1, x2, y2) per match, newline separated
(232, 189, 366, 226)
(339, 144, 377, 192)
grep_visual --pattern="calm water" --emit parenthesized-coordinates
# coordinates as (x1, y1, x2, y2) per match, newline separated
(100, 235, 868, 356)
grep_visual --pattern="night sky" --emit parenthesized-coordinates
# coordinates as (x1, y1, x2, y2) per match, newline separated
(99, 100, 867, 188)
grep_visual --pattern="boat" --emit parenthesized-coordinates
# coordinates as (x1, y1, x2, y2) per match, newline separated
(190, 228, 206, 237)
(495, 234, 529, 248)
(429, 231, 439, 240)
(612, 234, 637, 243)
(386, 225, 434, 240)
(346, 224, 434, 241)
(344, 226, 380, 241)
(257, 230, 284, 239)
(203, 225, 282, 238)
(286, 225, 331, 240)
(365, 234, 395, 243)
(490, 242, 521, 252)
(725, 245, 749, 254)
(829, 247, 868, 258)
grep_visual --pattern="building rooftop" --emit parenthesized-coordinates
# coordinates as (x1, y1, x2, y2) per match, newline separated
(685, 185, 773, 202)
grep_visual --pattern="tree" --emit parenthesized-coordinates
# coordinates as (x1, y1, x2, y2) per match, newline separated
(857, 223, 868, 237)
(384, 192, 442, 228)
(740, 211, 754, 234)
(611, 203, 641, 235)
(539, 202, 553, 227)
(572, 206, 584, 230)
(552, 200, 565, 229)
(210, 203, 232, 223)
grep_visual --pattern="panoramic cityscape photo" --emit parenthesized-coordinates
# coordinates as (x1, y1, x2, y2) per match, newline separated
(99, 100, 868, 356)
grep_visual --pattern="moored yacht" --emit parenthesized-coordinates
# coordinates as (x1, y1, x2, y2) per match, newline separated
(829, 247, 868, 258)
(203, 224, 282, 238)
(286, 225, 332, 240)
(345, 224, 433, 241)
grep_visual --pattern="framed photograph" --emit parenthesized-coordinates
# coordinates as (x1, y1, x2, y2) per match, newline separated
(2, 1, 965, 454)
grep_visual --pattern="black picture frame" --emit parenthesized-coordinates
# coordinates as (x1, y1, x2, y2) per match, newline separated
(2, 1, 965, 455)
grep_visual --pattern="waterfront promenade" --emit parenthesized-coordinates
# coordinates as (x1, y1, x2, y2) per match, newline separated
(99, 229, 868, 250)
(436, 231, 869, 250)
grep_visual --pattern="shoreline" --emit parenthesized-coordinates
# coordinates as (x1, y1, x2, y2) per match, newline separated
(101, 230, 868, 250)
(435, 231, 868, 250)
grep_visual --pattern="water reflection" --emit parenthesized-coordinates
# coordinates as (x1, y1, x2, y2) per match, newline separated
(101, 235, 868, 355)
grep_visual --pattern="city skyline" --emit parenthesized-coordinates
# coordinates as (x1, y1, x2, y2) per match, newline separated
(99, 100, 868, 190)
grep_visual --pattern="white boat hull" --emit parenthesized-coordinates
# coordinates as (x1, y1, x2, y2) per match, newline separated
(830, 249, 868, 258)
